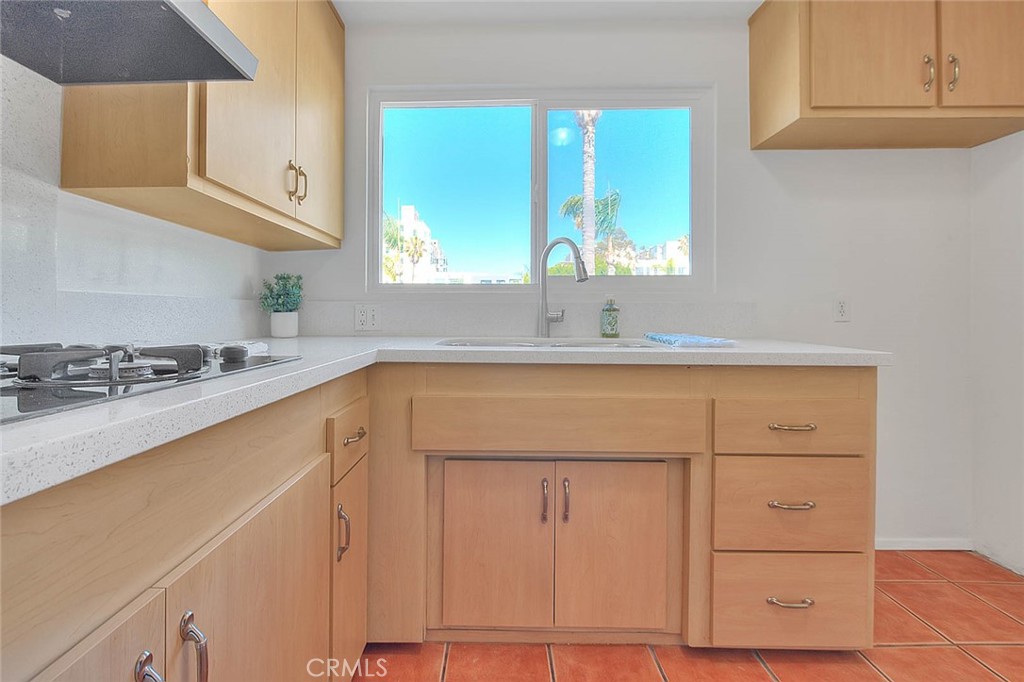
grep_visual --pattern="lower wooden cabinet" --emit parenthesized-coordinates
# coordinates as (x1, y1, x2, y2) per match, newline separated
(442, 459, 669, 631)
(712, 552, 871, 649)
(155, 457, 331, 682)
(713, 456, 871, 552)
(332, 454, 369, 681)
(31, 590, 166, 682)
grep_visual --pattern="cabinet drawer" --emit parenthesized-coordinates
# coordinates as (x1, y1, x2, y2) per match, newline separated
(714, 399, 870, 455)
(714, 456, 870, 552)
(712, 552, 871, 649)
(412, 396, 706, 453)
(327, 397, 369, 485)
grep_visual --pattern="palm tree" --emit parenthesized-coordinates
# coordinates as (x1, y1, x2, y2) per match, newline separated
(678, 234, 690, 259)
(382, 213, 404, 283)
(575, 110, 601, 274)
(559, 188, 621, 255)
(405, 233, 426, 282)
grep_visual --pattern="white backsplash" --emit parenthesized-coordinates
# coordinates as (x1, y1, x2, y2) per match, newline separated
(1, 56, 265, 346)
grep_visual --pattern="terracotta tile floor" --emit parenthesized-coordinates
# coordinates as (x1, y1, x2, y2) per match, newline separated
(354, 551, 1024, 682)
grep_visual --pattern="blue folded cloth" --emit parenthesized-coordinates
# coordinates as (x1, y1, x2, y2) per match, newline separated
(644, 332, 735, 348)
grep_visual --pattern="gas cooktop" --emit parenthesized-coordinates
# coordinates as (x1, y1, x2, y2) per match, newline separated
(0, 342, 301, 424)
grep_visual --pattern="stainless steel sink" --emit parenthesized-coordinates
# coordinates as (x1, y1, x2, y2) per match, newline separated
(436, 337, 664, 349)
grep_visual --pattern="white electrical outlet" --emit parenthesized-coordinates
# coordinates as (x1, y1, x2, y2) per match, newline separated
(833, 298, 851, 323)
(355, 304, 381, 331)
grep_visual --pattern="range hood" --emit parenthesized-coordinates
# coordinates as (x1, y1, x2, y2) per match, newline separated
(1, 0, 258, 84)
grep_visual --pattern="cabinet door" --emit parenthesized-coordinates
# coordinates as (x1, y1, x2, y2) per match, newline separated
(939, 1, 1024, 107)
(31, 590, 165, 682)
(203, 0, 298, 215)
(443, 460, 555, 627)
(809, 1, 937, 108)
(332, 455, 368, 681)
(158, 457, 330, 682)
(295, 0, 345, 238)
(554, 461, 668, 630)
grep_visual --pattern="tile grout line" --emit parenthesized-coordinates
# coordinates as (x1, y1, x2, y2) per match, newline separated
(875, 588, 953, 646)
(752, 650, 780, 682)
(858, 650, 896, 682)
(646, 644, 668, 682)
(547, 643, 556, 682)
(439, 641, 450, 682)
(957, 645, 1012, 682)
(953, 581, 1024, 628)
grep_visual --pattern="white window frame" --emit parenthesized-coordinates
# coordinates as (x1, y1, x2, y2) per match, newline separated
(366, 86, 716, 295)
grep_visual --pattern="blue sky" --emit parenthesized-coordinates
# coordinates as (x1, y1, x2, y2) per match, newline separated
(382, 105, 691, 276)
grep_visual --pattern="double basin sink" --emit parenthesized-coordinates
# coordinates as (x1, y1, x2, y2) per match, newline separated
(436, 337, 665, 349)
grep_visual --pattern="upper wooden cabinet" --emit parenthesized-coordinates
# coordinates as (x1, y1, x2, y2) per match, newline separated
(939, 1, 1024, 107)
(61, 0, 345, 250)
(749, 0, 1024, 149)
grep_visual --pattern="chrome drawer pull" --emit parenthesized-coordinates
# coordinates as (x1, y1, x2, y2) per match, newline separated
(541, 478, 549, 523)
(768, 500, 817, 511)
(562, 478, 570, 523)
(947, 53, 960, 92)
(179, 611, 209, 682)
(768, 422, 817, 432)
(767, 596, 815, 609)
(343, 426, 367, 446)
(134, 651, 164, 682)
(337, 503, 351, 561)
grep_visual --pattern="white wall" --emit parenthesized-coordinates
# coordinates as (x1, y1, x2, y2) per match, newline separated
(970, 131, 1024, 574)
(1, 57, 265, 346)
(263, 19, 977, 548)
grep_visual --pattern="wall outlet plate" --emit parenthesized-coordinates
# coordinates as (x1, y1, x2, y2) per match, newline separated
(355, 304, 381, 331)
(833, 298, 851, 323)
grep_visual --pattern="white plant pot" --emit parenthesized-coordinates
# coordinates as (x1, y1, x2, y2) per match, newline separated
(270, 311, 299, 338)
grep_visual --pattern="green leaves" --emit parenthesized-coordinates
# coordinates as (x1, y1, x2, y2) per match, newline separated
(259, 273, 303, 313)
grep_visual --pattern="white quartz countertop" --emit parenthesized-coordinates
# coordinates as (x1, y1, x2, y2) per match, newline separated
(1, 336, 890, 505)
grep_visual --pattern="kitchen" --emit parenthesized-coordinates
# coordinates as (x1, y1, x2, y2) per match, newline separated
(1, 1, 1023, 681)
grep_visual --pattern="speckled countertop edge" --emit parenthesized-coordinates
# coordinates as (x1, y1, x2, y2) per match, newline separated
(1, 336, 891, 504)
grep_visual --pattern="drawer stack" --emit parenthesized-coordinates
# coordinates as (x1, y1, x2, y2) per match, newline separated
(711, 398, 874, 649)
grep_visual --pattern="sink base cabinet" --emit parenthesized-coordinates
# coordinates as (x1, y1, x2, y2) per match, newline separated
(374, 363, 877, 650)
(442, 459, 670, 632)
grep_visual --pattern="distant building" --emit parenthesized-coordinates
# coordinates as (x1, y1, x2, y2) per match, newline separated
(634, 237, 690, 276)
(394, 205, 524, 284)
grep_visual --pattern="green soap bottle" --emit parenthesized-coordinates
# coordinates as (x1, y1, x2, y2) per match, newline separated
(600, 297, 620, 338)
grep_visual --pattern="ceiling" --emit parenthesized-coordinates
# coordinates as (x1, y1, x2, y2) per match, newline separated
(333, 0, 760, 27)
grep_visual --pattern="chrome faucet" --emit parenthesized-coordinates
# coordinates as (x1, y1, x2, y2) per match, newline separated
(538, 237, 589, 337)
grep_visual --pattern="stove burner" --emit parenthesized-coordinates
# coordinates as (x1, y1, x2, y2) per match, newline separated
(8, 343, 207, 388)
(88, 361, 155, 380)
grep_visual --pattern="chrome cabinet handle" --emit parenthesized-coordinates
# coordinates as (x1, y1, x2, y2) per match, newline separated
(179, 611, 209, 682)
(923, 54, 935, 92)
(337, 503, 351, 561)
(562, 478, 570, 523)
(287, 160, 299, 202)
(947, 54, 960, 92)
(768, 422, 817, 432)
(297, 167, 309, 205)
(134, 650, 164, 682)
(768, 500, 817, 511)
(343, 426, 367, 447)
(767, 596, 815, 609)
(541, 478, 549, 523)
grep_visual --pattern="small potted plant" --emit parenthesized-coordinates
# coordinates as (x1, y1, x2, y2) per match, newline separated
(260, 273, 303, 338)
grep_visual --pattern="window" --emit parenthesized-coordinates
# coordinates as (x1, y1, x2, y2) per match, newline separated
(370, 89, 714, 290)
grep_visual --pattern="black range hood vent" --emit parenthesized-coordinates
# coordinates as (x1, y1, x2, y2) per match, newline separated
(1, 0, 258, 84)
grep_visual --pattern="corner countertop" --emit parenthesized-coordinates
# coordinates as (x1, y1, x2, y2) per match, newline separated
(0, 336, 891, 505)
